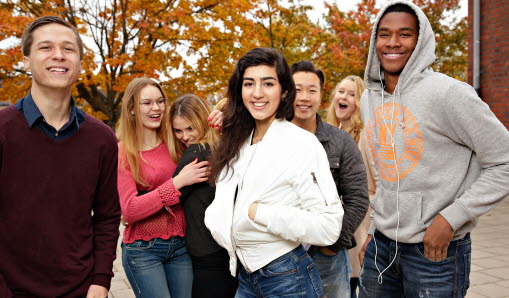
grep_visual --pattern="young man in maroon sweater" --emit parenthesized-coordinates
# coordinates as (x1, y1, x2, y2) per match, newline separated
(0, 16, 120, 297)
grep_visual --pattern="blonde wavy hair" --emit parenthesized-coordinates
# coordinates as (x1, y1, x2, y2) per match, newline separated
(214, 97, 228, 112)
(116, 78, 176, 186)
(326, 75, 366, 143)
(169, 94, 219, 156)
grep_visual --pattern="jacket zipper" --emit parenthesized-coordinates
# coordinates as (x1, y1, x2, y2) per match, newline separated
(231, 186, 251, 273)
(311, 172, 328, 206)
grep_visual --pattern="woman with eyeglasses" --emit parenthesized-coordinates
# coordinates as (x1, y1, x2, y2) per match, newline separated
(116, 78, 209, 298)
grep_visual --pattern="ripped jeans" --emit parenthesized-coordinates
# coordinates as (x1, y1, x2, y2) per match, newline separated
(359, 230, 471, 298)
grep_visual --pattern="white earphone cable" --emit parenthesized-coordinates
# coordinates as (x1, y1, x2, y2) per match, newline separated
(373, 65, 401, 284)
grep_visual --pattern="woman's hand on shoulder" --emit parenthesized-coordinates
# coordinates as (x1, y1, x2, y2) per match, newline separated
(208, 110, 223, 131)
(172, 158, 210, 189)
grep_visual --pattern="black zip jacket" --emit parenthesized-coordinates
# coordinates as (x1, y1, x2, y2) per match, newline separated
(314, 114, 369, 252)
(173, 143, 224, 257)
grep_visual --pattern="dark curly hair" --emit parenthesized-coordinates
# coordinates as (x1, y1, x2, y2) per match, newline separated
(209, 47, 296, 185)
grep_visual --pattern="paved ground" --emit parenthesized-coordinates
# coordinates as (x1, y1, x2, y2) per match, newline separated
(465, 197, 509, 298)
(109, 198, 509, 297)
(109, 226, 134, 298)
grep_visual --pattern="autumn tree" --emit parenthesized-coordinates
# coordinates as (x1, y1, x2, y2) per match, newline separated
(316, 0, 467, 106)
(0, 0, 254, 127)
(317, 0, 378, 93)
(180, 0, 467, 105)
(0, 0, 468, 123)
(0, 4, 34, 106)
(184, 0, 325, 104)
(415, 0, 468, 81)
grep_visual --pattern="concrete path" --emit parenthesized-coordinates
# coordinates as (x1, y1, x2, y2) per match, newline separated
(109, 225, 135, 298)
(109, 198, 509, 297)
(466, 197, 509, 298)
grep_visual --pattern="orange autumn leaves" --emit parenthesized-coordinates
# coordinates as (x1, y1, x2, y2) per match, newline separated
(0, 0, 466, 127)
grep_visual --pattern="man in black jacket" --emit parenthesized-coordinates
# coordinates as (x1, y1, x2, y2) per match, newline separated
(291, 61, 369, 298)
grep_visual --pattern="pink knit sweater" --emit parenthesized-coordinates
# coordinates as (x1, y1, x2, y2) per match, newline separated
(118, 142, 185, 243)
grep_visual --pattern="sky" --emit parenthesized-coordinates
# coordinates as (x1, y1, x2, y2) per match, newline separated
(300, 0, 468, 24)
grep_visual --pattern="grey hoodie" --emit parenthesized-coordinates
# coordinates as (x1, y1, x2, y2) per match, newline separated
(361, 1, 509, 243)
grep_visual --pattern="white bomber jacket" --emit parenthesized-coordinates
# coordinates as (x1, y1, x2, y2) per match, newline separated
(205, 119, 344, 276)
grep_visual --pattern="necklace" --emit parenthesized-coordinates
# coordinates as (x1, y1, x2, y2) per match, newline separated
(143, 138, 161, 150)
(252, 135, 262, 144)
(252, 128, 263, 144)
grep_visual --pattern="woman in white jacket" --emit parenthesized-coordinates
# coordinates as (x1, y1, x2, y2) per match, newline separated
(205, 47, 344, 297)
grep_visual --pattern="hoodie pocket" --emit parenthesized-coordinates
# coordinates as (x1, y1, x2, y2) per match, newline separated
(371, 186, 426, 240)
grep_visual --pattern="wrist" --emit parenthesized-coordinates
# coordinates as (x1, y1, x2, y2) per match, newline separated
(172, 176, 183, 190)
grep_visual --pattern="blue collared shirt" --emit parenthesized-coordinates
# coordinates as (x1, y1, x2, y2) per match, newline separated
(15, 92, 85, 140)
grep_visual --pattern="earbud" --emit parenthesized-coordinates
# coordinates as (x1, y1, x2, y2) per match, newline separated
(379, 64, 385, 90)
(131, 111, 135, 116)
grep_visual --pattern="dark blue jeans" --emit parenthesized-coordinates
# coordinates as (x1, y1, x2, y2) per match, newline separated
(122, 237, 193, 298)
(359, 230, 471, 298)
(235, 245, 324, 297)
(309, 247, 351, 298)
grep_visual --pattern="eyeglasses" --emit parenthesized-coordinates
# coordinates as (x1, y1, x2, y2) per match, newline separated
(139, 98, 166, 108)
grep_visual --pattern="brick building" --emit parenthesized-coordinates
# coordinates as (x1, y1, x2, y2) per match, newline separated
(468, 0, 509, 128)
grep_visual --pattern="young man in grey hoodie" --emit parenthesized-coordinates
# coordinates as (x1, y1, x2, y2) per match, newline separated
(358, 2, 509, 297)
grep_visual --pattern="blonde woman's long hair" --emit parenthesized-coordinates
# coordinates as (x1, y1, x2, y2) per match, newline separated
(169, 94, 219, 157)
(116, 78, 175, 186)
(326, 75, 366, 143)
(214, 97, 228, 112)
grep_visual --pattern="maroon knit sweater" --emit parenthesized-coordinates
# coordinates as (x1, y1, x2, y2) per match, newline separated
(0, 106, 121, 297)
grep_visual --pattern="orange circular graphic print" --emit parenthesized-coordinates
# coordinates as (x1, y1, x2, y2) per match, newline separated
(365, 103, 423, 182)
